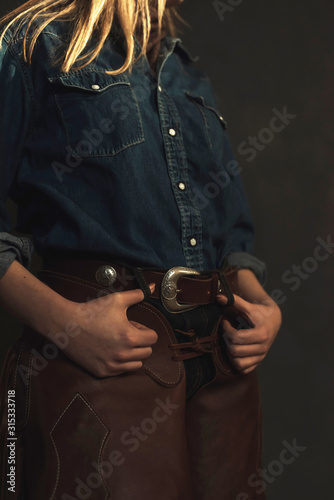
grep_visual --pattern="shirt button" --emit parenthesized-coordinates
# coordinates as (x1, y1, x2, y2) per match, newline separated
(168, 128, 176, 137)
(178, 182, 186, 191)
(91, 84, 100, 90)
(158, 85, 162, 92)
(190, 238, 197, 247)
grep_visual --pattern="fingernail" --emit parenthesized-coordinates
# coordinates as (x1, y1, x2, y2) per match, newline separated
(216, 294, 228, 303)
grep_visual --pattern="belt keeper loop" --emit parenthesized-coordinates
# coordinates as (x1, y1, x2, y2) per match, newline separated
(133, 267, 152, 301)
(218, 267, 234, 306)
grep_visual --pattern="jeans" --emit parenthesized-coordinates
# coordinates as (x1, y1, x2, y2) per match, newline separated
(147, 297, 224, 400)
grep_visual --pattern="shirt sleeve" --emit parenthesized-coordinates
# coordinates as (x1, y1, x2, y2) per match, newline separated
(215, 103, 267, 286)
(0, 33, 34, 279)
(221, 147, 267, 286)
(225, 251, 267, 286)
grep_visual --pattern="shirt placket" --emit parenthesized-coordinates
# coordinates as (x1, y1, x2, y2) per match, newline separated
(156, 42, 204, 270)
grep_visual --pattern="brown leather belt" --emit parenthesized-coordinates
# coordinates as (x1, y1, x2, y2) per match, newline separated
(41, 256, 236, 313)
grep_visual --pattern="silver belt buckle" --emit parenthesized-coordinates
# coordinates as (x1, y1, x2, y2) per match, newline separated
(161, 266, 201, 313)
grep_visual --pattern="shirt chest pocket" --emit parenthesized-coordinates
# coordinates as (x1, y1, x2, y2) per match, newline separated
(48, 71, 145, 158)
(184, 90, 227, 154)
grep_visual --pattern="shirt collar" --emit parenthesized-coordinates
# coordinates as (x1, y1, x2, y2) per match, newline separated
(173, 38, 199, 63)
(131, 34, 199, 64)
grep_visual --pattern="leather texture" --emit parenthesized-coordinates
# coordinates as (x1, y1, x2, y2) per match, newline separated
(0, 266, 265, 500)
(39, 256, 237, 306)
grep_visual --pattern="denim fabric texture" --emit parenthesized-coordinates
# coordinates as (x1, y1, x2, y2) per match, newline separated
(0, 19, 266, 282)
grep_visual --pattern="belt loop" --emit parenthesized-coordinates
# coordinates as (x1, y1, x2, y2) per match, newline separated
(218, 259, 235, 306)
(133, 267, 152, 301)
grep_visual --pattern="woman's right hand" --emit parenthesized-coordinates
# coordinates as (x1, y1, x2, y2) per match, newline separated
(0, 260, 157, 379)
(54, 283, 158, 378)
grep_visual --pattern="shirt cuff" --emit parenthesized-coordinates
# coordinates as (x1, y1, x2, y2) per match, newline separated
(0, 232, 34, 279)
(225, 252, 267, 286)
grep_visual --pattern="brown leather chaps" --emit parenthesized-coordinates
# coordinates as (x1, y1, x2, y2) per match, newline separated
(0, 266, 265, 500)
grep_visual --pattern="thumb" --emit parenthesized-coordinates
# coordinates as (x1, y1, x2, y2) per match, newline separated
(216, 293, 229, 306)
(217, 292, 251, 314)
(121, 283, 156, 308)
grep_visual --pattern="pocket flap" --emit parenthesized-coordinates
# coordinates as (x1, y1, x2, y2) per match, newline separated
(184, 90, 227, 128)
(48, 70, 129, 93)
(127, 302, 184, 387)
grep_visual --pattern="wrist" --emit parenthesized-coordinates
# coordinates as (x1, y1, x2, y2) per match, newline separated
(229, 269, 267, 301)
(31, 290, 76, 339)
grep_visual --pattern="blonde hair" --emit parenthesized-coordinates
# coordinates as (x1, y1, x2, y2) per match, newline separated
(0, 0, 184, 75)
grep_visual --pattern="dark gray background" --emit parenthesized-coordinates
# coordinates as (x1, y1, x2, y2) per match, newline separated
(1, 1, 333, 498)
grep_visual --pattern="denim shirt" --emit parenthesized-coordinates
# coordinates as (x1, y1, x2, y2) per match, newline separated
(0, 19, 266, 283)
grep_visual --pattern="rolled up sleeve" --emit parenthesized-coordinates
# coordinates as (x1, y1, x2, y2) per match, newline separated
(0, 232, 34, 278)
(0, 32, 34, 279)
(225, 251, 267, 286)
(218, 125, 267, 286)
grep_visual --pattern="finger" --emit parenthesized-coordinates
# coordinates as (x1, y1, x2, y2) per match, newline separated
(221, 321, 249, 345)
(221, 319, 238, 335)
(111, 361, 144, 374)
(118, 283, 156, 308)
(95, 360, 144, 377)
(217, 293, 253, 315)
(241, 365, 258, 375)
(225, 329, 266, 345)
(222, 320, 266, 345)
(128, 323, 158, 346)
(129, 320, 153, 330)
(226, 342, 267, 358)
(231, 294, 255, 314)
(221, 320, 247, 344)
(215, 294, 229, 305)
(230, 355, 265, 372)
(114, 347, 154, 363)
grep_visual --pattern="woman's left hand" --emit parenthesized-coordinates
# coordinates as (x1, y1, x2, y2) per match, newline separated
(216, 293, 282, 375)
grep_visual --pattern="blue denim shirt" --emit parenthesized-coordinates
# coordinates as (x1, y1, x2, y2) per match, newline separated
(0, 19, 266, 283)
